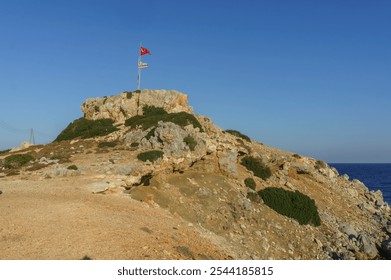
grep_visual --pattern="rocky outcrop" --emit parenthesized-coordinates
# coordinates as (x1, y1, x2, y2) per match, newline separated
(81, 90, 193, 123)
(4, 89, 390, 260)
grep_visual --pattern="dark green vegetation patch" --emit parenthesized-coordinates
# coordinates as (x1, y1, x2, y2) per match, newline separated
(130, 142, 140, 148)
(54, 118, 118, 142)
(143, 105, 168, 116)
(183, 135, 197, 151)
(98, 141, 117, 148)
(125, 106, 203, 132)
(247, 192, 261, 203)
(244, 177, 256, 190)
(315, 160, 327, 170)
(225, 129, 251, 142)
(3, 154, 34, 169)
(258, 187, 321, 226)
(137, 150, 164, 163)
(241, 156, 271, 180)
(67, 165, 78, 170)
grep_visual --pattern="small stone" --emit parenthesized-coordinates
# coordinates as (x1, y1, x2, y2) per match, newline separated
(340, 223, 358, 239)
(314, 238, 323, 248)
(285, 182, 294, 189)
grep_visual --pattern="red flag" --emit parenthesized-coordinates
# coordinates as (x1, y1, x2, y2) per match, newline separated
(140, 46, 151, 56)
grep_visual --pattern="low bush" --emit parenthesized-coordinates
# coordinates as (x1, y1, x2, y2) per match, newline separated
(183, 135, 197, 151)
(137, 150, 164, 163)
(130, 142, 139, 148)
(125, 106, 203, 132)
(67, 165, 78, 170)
(98, 141, 117, 148)
(315, 160, 327, 169)
(258, 187, 321, 226)
(244, 177, 256, 190)
(247, 192, 261, 203)
(225, 129, 251, 142)
(54, 118, 118, 142)
(126, 91, 132, 99)
(143, 105, 167, 116)
(3, 154, 34, 169)
(241, 156, 271, 180)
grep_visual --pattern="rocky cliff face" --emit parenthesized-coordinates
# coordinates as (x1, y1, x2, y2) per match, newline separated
(81, 90, 193, 123)
(1, 89, 390, 260)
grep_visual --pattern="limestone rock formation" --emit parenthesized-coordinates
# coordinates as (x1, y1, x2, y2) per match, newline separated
(81, 89, 193, 123)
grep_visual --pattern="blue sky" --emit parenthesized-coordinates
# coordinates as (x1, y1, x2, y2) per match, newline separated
(0, 0, 390, 163)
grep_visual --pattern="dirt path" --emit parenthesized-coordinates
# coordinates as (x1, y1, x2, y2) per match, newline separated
(0, 176, 228, 260)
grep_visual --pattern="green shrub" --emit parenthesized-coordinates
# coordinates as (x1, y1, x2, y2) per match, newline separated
(125, 106, 203, 132)
(67, 165, 78, 170)
(137, 150, 164, 163)
(3, 154, 34, 169)
(244, 177, 256, 190)
(143, 105, 167, 116)
(98, 141, 117, 148)
(130, 142, 139, 148)
(54, 118, 118, 142)
(247, 192, 261, 203)
(258, 187, 321, 226)
(225, 129, 251, 142)
(183, 135, 197, 151)
(241, 156, 271, 180)
(126, 91, 133, 99)
(315, 160, 327, 170)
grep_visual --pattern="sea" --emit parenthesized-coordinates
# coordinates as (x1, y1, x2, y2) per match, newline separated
(329, 163, 391, 206)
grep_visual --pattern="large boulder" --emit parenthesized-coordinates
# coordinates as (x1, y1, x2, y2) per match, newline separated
(358, 233, 378, 259)
(381, 239, 391, 259)
(218, 150, 238, 178)
(81, 90, 193, 123)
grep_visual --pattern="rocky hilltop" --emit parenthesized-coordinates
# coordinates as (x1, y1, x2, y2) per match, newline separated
(82, 90, 192, 123)
(1, 89, 390, 260)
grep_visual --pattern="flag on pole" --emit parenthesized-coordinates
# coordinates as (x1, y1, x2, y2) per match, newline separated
(138, 61, 148, 69)
(140, 46, 151, 56)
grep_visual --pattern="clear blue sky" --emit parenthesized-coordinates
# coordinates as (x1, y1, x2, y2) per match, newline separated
(1, 0, 390, 163)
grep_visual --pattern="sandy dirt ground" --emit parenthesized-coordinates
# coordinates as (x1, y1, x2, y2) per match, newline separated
(0, 176, 228, 260)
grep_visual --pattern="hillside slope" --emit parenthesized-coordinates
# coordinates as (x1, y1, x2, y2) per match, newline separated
(1, 89, 390, 260)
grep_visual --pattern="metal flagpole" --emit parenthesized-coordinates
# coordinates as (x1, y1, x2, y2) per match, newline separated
(137, 43, 141, 90)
